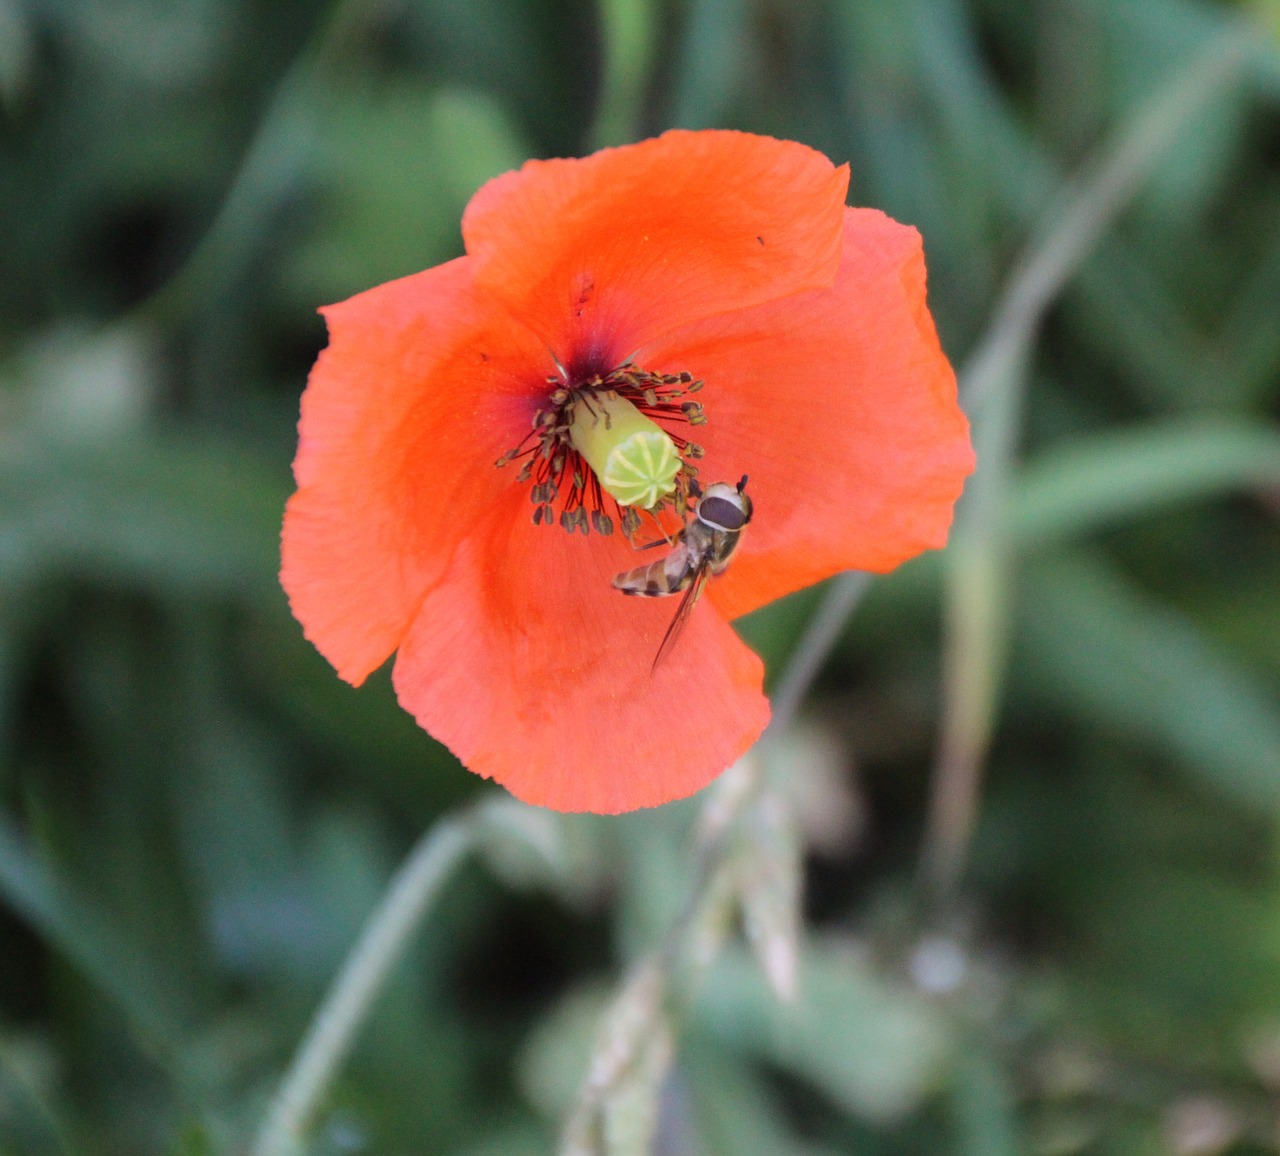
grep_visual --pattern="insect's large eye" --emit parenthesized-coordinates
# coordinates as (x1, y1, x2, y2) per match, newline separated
(699, 494, 749, 531)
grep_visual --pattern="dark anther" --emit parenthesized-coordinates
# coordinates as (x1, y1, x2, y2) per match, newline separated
(498, 360, 710, 541)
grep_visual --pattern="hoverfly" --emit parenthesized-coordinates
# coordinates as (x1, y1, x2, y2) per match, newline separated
(612, 476, 753, 669)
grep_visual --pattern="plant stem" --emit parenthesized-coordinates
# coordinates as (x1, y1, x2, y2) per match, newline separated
(560, 568, 875, 1151)
(588, 0, 658, 150)
(919, 32, 1247, 899)
(765, 571, 874, 745)
(251, 814, 476, 1156)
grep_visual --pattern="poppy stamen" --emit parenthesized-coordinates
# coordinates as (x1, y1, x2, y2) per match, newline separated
(495, 362, 706, 539)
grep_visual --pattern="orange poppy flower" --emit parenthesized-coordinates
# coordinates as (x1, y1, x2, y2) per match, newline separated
(281, 130, 973, 814)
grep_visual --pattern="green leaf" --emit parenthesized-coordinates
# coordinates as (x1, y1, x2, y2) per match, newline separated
(237, 614, 469, 815)
(1011, 418, 1280, 549)
(0, 0, 34, 114)
(694, 943, 952, 1123)
(285, 84, 527, 303)
(0, 815, 191, 1059)
(683, 1041, 839, 1156)
(950, 1047, 1019, 1156)
(1017, 552, 1280, 810)
(0, 1030, 78, 1156)
(171, 1119, 214, 1156)
(517, 982, 612, 1121)
(0, 432, 287, 603)
(668, 0, 751, 130)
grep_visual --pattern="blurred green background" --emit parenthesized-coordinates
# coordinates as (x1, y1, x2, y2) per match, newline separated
(3, 0, 1280, 1153)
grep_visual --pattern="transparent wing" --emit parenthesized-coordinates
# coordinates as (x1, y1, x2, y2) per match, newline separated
(651, 564, 711, 671)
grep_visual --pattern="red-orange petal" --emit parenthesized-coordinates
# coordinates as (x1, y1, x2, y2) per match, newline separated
(282, 258, 550, 684)
(461, 130, 849, 371)
(390, 488, 770, 814)
(639, 208, 974, 621)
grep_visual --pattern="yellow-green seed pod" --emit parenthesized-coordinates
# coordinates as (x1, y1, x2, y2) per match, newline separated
(568, 392, 680, 509)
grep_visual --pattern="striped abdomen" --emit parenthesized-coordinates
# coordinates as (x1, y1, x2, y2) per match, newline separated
(612, 541, 698, 597)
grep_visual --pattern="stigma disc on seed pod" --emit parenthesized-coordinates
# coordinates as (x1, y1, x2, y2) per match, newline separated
(568, 391, 681, 509)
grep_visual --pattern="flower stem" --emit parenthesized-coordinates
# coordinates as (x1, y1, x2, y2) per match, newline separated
(560, 568, 875, 1151)
(588, 0, 658, 150)
(919, 32, 1247, 900)
(763, 570, 874, 745)
(251, 813, 477, 1156)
